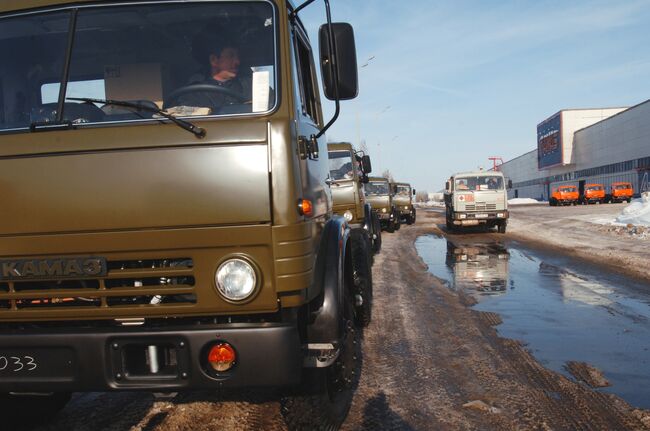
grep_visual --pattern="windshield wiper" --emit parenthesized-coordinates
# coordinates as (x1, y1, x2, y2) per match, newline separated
(67, 97, 206, 138)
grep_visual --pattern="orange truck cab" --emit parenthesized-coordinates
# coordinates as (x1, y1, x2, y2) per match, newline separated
(607, 182, 634, 203)
(549, 185, 579, 206)
(580, 183, 605, 204)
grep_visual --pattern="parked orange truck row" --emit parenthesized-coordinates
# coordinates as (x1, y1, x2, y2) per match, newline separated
(549, 182, 634, 206)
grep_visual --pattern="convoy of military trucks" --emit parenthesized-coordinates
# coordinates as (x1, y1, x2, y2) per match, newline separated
(0, 0, 641, 430)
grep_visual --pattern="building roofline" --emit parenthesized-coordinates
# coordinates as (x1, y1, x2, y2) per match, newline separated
(574, 98, 650, 135)
(536, 106, 630, 128)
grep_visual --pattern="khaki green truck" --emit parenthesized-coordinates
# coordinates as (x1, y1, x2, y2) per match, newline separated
(444, 171, 509, 233)
(391, 182, 417, 225)
(327, 142, 379, 327)
(365, 177, 400, 232)
(0, 0, 362, 428)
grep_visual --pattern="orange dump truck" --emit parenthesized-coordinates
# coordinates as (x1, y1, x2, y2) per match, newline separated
(606, 182, 634, 203)
(580, 183, 605, 204)
(549, 185, 579, 206)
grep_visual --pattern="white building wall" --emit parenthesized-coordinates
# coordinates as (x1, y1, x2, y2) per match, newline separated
(562, 108, 627, 165)
(573, 100, 650, 169)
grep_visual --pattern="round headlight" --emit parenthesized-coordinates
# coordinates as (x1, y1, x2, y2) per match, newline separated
(343, 210, 353, 222)
(215, 259, 257, 302)
(381, 208, 387, 213)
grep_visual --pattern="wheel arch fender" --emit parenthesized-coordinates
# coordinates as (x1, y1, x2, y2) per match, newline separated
(306, 215, 351, 344)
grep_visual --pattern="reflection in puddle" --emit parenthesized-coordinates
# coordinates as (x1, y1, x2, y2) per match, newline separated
(445, 242, 510, 295)
(416, 234, 650, 409)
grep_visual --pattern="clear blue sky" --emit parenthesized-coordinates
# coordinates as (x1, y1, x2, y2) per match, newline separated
(299, 0, 650, 193)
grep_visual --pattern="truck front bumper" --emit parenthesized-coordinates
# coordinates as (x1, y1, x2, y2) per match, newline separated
(453, 211, 508, 226)
(0, 323, 301, 393)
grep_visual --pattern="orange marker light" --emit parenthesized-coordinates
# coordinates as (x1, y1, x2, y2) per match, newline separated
(298, 199, 313, 217)
(207, 343, 237, 372)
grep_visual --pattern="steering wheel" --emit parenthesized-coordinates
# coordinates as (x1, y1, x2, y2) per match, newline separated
(164, 83, 248, 109)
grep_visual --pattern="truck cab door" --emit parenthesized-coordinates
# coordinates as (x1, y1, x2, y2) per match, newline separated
(290, 21, 330, 220)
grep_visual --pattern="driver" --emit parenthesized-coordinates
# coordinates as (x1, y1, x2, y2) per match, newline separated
(174, 32, 251, 112)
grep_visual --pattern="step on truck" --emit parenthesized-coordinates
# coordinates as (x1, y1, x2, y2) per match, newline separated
(327, 142, 379, 327)
(391, 182, 417, 225)
(365, 177, 401, 233)
(444, 171, 509, 233)
(0, 0, 363, 428)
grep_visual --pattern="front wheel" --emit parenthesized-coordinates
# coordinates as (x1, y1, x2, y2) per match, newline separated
(497, 221, 507, 234)
(350, 230, 373, 328)
(371, 212, 382, 254)
(282, 299, 359, 430)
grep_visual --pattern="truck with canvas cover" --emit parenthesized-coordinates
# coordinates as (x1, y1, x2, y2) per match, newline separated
(0, 0, 362, 428)
(365, 176, 400, 233)
(391, 182, 416, 225)
(327, 142, 378, 327)
(444, 171, 508, 233)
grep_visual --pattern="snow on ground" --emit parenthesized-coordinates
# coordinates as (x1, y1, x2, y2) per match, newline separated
(616, 192, 650, 227)
(508, 198, 542, 205)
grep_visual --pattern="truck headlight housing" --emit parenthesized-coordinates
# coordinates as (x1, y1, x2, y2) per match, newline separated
(381, 208, 387, 213)
(497, 212, 504, 218)
(459, 214, 467, 219)
(215, 258, 257, 302)
(343, 210, 353, 222)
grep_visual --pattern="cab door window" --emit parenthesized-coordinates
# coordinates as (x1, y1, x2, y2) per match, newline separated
(292, 26, 319, 124)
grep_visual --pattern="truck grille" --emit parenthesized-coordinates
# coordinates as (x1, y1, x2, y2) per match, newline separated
(464, 203, 497, 211)
(0, 258, 196, 312)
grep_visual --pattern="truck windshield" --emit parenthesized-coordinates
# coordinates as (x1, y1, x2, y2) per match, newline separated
(396, 185, 411, 196)
(586, 185, 603, 191)
(328, 151, 355, 180)
(455, 176, 503, 191)
(614, 184, 630, 190)
(0, 1, 276, 132)
(559, 187, 575, 192)
(366, 181, 389, 195)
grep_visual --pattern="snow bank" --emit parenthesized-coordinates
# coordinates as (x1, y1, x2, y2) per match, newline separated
(508, 198, 542, 205)
(616, 192, 650, 227)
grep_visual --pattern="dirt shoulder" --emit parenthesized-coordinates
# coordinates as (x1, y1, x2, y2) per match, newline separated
(506, 204, 650, 283)
(343, 211, 649, 430)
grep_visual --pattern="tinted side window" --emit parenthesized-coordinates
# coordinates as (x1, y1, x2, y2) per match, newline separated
(293, 30, 318, 123)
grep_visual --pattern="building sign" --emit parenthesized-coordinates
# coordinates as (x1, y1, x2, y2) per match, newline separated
(537, 113, 562, 169)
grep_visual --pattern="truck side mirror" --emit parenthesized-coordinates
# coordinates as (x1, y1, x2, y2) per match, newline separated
(319, 23, 358, 100)
(412, 189, 416, 195)
(507, 179, 513, 190)
(361, 155, 372, 174)
(445, 181, 450, 191)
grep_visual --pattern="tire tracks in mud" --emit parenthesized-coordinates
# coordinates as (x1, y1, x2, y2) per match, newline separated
(29, 211, 650, 430)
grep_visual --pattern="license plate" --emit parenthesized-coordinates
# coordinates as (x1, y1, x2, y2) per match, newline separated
(0, 348, 75, 378)
(475, 213, 488, 218)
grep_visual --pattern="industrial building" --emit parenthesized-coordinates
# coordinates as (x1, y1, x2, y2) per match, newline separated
(500, 99, 650, 201)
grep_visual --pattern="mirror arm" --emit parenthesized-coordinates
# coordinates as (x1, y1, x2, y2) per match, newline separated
(315, 0, 340, 139)
(289, 0, 318, 19)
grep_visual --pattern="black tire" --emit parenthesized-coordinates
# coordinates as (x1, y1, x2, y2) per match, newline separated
(627, 198, 632, 203)
(2, 392, 70, 427)
(497, 221, 507, 234)
(349, 230, 372, 328)
(386, 217, 396, 233)
(371, 213, 382, 254)
(394, 212, 401, 231)
(282, 295, 359, 430)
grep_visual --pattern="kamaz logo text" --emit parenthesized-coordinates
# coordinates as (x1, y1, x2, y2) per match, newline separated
(0, 258, 107, 280)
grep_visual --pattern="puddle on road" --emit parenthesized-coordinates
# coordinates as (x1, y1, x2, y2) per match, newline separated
(416, 234, 650, 409)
